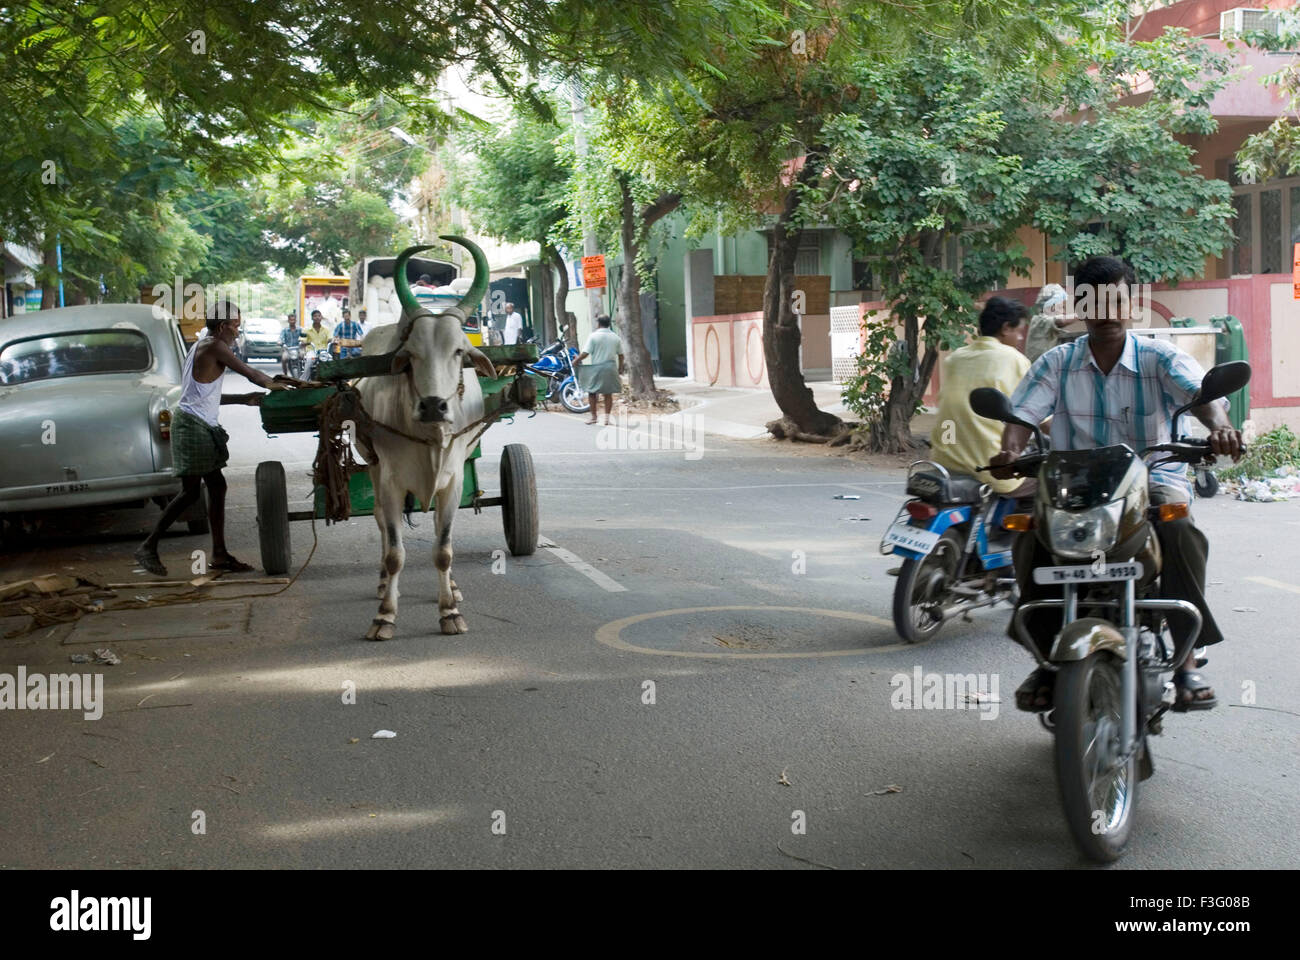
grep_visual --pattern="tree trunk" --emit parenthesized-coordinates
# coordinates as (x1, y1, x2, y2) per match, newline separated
(538, 255, 554, 343)
(868, 330, 941, 453)
(545, 243, 567, 344)
(40, 241, 59, 309)
(763, 161, 841, 437)
(617, 176, 657, 400)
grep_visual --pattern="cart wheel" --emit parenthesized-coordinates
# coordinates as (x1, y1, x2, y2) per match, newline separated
(255, 460, 292, 574)
(186, 487, 211, 535)
(1194, 469, 1219, 499)
(500, 443, 538, 557)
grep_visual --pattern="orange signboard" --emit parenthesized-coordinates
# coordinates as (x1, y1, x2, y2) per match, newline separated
(582, 255, 607, 289)
(1293, 243, 1300, 299)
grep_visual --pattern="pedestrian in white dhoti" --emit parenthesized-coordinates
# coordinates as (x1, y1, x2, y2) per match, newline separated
(575, 315, 624, 425)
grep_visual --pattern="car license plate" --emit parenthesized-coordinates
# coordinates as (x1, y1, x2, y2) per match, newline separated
(883, 523, 942, 556)
(1032, 562, 1144, 585)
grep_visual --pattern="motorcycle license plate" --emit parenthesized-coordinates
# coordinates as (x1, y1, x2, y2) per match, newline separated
(1032, 562, 1144, 585)
(883, 524, 941, 555)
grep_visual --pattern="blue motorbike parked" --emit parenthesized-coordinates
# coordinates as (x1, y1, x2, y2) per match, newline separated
(882, 460, 1024, 643)
(526, 325, 589, 414)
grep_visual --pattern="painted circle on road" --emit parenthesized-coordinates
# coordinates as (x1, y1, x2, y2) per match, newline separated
(595, 605, 925, 659)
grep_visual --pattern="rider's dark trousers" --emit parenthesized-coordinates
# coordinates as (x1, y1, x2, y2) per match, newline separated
(1007, 484, 1224, 658)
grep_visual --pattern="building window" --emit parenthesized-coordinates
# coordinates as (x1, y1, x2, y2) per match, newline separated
(1218, 160, 1300, 276)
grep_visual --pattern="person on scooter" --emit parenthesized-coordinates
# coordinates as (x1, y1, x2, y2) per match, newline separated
(930, 296, 1035, 499)
(301, 310, 332, 380)
(989, 256, 1243, 714)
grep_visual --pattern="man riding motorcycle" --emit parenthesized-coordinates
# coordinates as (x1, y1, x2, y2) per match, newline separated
(989, 256, 1243, 713)
(930, 295, 1036, 500)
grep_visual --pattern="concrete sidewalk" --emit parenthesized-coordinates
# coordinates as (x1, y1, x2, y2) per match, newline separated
(652, 377, 935, 442)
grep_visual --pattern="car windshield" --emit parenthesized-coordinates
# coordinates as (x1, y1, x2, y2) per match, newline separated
(1042, 445, 1136, 510)
(246, 320, 280, 337)
(0, 330, 152, 385)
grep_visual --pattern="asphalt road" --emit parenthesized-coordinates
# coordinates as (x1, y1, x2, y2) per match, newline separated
(2, 361, 1297, 868)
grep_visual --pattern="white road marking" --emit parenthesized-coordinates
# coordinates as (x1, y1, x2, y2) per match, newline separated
(538, 536, 628, 592)
(1245, 575, 1300, 595)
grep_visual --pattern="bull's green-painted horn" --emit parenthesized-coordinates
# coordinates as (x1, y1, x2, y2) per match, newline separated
(394, 244, 437, 316)
(439, 234, 489, 315)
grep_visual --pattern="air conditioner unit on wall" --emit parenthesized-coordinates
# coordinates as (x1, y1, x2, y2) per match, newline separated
(1220, 7, 1282, 39)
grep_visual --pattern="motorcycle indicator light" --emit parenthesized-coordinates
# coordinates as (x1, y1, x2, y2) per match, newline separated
(906, 501, 938, 521)
(1002, 513, 1034, 531)
(1156, 502, 1189, 522)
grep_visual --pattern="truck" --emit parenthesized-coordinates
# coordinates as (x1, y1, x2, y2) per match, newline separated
(348, 254, 485, 345)
(298, 275, 350, 327)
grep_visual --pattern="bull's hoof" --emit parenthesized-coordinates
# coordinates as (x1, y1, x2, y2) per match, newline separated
(439, 614, 468, 635)
(365, 619, 396, 641)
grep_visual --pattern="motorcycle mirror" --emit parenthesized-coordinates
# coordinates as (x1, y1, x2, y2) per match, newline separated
(1197, 360, 1251, 405)
(970, 387, 1044, 451)
(1171, 360, 1251, 438)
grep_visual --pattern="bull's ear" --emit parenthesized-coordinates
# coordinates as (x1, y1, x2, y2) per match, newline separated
(467, 346, 496, 379)
(390, 349, 411, 375)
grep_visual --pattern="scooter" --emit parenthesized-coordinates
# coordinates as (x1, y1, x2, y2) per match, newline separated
(968, 360, 1251, 862)
(882, 463, 1022, 643)
(526, 325, 589, 414)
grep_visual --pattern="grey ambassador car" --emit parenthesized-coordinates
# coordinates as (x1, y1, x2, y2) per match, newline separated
(0, 304, 209, 541)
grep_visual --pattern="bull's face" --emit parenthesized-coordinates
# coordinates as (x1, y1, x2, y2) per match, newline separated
(392, 312, 495, 423)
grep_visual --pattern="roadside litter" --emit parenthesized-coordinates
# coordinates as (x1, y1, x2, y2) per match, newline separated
(68, 648, 121, 666)
(1225, 466, 1300, 502)
(833, 494, 861, 500)
(371, 730, 397, 739)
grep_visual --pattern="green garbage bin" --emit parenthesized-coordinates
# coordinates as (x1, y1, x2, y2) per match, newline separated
(1208, 315, 1249, 431)
(1168, 316, 1196, 328)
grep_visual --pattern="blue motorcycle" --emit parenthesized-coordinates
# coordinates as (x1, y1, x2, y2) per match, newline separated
(526, 325, 589, 414)
(881, 460, 1023, 643)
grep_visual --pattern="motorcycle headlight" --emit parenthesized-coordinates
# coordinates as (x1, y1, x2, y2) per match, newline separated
(1046, 500, 1124, 560)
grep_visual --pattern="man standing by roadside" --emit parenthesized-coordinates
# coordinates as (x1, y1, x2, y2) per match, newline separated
(575, 314, 624, 426)
(279, 312, 301, 376)
(333, 307, 365, 359)
(502, 302, 524, 346)
(1024, 283, 1073, 363)
(134, 300, 291, 577)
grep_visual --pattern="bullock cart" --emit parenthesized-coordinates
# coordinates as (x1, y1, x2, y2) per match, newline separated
(251, 341, 546, 576)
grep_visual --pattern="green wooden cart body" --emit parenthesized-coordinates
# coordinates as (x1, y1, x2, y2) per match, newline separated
(257, 343, 543, 518)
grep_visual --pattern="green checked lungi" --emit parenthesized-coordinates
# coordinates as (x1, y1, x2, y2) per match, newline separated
(170, 409, 230, 476)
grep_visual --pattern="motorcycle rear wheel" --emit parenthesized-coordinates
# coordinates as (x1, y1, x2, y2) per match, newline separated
(1054, 653, 1139, 862)
(891, 528, 962, 643)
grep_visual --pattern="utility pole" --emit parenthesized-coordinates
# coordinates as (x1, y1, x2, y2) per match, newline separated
(568, 81, 604, 344)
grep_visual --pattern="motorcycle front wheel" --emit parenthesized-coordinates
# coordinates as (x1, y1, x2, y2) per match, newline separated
(560, 377, 590, 414)
(1054, 653, 1139, 862)
(891, 528, 962, 644)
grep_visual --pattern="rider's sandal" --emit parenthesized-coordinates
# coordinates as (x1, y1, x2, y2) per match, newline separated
(1172, 670, 1217, 712)
(209, 555, 255, 574)
(1014, 667, 1055, 713)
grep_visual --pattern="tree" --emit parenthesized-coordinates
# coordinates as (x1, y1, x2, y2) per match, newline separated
(828, 25, 1233, 452)
(601, 1, 1085, 436)
(1233, 10, 1300, 181)
(451, 99, 573, 342)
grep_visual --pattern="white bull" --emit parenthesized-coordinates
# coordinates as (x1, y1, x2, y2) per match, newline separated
(353, 241, 495, 640)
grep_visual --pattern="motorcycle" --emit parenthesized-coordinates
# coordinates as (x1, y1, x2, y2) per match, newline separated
(968, 360, 1251, 862)
(285, 343, 305, 379)
(300, 343, 332, 381)
(882, 463, 1023, 643)
(526, 325, 589, 414)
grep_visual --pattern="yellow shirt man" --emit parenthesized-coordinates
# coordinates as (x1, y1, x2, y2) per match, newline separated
(930, 307, 1031, 494)
(302, 323, 332, 351)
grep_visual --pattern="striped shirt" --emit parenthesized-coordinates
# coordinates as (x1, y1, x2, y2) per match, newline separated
(1009, 332, 1226, 495)
(333, 320, 365, 358)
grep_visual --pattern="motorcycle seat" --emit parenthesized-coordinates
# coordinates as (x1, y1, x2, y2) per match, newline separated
(906, 471, 985, 504)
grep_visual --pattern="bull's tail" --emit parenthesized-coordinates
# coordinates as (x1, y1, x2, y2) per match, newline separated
(403, 491, 418, 528)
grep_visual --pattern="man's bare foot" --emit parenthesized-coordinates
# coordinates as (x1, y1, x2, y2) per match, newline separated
(133, 544, 167, 577)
